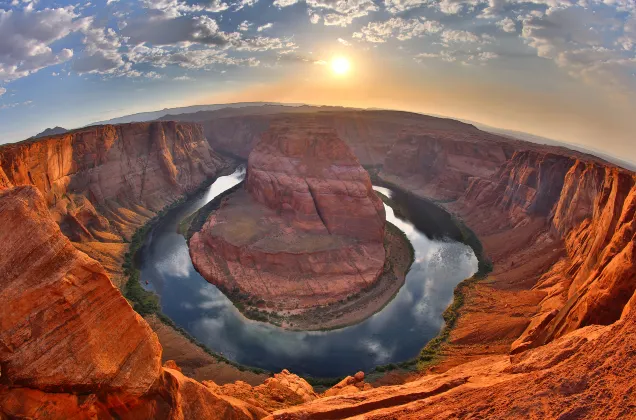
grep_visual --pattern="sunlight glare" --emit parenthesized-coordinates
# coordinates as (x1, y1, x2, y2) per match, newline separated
(331, 57, 351, 75)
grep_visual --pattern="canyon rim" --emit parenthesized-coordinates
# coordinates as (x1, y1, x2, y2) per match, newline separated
(0, 107, 634, 419)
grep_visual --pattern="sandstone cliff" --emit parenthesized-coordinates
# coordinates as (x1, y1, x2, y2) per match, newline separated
(382, 132, 515, 200)
(0, 121, 226, 287)
(381, 135, 636, 371)
(168, 108, 483, 166)
(0, 185, 267, 419)
(190, 117, 387, 313)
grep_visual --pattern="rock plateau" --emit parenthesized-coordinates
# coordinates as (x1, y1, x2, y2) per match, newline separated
(190, 117, 387, 312)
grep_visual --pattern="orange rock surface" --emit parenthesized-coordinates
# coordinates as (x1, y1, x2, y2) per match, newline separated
(0, 184, 269, 419)
(270, 313, 635, 419)
(0, 121, 226, 287)
(0, 185, 162, 395)
(190, 118, 386, 311)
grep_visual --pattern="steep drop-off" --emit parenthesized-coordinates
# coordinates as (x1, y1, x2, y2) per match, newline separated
(0, 185, 268, 419)
(380, 137, 636, 374)
(190, 118, 387, 316)
(0, 121, 226, 287)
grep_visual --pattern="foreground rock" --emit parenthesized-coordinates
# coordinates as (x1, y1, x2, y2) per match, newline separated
(0, 185, 268, 419)
(0, 185, 161, 395)
(190, 118, 386, 315)
(270, 313, 635, 419)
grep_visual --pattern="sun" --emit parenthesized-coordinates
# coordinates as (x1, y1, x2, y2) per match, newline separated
(331, 57, 351, 75)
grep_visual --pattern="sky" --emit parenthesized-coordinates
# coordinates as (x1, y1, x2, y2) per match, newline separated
(0, 0, 635, 161)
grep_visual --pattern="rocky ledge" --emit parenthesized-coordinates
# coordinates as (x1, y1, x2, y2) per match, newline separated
(189, 117, 389, 323)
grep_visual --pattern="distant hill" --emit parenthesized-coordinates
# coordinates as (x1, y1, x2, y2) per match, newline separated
(481, 126, 636, 172)
(90, 102, 306, 125)
(33, 126, 67, 138)
(158, 104, 358, 122)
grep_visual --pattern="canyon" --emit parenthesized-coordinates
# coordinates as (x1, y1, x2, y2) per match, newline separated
(188, 117, 391, 325)
(0, 108, 635, 418)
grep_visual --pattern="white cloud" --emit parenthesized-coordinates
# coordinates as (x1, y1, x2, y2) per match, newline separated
(0, 100, 32, 110)
(440, 29, 492, 44)
(128, 44, 260, 68)
(384, 0, 430, 14)
(238, 20, 252, 31)
(121, 14, 240, 47)
(236, 36, 296, 52)
(257, 23, 274, 32)
(338, 37, 351, 46)
(0, 87, 5, 96)
(310, 13, 321, 24)
(497, 17, 517, 32)
(415, 49, 499, 64)
(141, 0, 229, 15)
(72, 26, 126, 75)
(0, 6, 90, 81)
(235, 0, 259, 10)
(520, 5, 636, 91)
(307, 0, 379, 27)
(353, 17, 443, 43)
(273, 0, 300, 6)
(174, 75, 193, 80)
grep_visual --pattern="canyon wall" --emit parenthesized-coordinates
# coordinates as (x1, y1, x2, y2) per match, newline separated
(381, 136, 636, 360)
(0, 121, 227, 287)
(457, 150, 636, 350)
(382, 132, 515, 200)
(0, 184, 267, 419)
(167, 108, 485, 167)
(1, 109, 635, 418)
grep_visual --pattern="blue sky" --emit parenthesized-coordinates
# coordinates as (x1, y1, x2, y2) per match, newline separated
(0, 0, 635, 161)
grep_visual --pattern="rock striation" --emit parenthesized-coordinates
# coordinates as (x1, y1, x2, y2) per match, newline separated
(190, 118, 386, 312)
(381, 136, 636, 371)
(0, 185, 162, 395)
(0, 121, 226, 287)
(0, 184, 266, 419)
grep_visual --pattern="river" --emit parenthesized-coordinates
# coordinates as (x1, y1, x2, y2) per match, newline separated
(139, 166, 478, 377)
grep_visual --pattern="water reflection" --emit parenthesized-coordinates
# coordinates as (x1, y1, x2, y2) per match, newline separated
(139, 168, 477, 377)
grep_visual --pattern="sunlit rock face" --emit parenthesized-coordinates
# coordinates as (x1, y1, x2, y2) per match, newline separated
(0, 185, 162, 395)
(245, 120, 385, 242)
(0, 121, 227, 288)
(0, 184, 267, 419)
(190, 117, 386, 311)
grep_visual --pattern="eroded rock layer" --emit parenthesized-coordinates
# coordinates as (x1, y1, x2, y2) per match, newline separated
(0, 185, 266, 419)
(0, 121, 226, 287)
(381, 135, 636, 370)
(2, 109, 636, 419)
(190, 118, 386, 310)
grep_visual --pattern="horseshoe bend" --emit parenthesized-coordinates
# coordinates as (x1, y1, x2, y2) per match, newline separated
(0, 108, 635, 419)
(188, 118, 395, 329)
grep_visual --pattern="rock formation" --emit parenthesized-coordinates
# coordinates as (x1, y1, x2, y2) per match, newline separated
(270, 312, 635, 419)
(382, 132, 515, 200)
(190, 118, 386, 311)
(0, 184, 267, 419)
(0, 121, 226, 287)
(381, 136, 636, 373)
